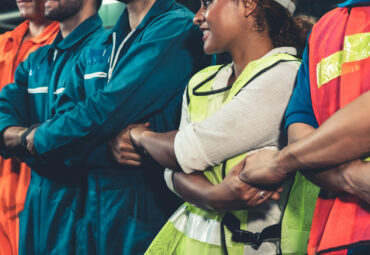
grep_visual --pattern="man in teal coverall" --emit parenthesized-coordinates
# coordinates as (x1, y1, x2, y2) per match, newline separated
(18, 0, 210, 253)
(0, 0, 103, 253)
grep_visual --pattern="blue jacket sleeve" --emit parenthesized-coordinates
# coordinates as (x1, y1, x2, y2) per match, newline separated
(0, 58, 31, 158)
(34, 16, 208, 164)
(284, 38, 318, 131)
(0, 58, 31, 132)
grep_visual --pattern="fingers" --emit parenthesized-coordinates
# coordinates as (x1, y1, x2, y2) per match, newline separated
(118, 159, 142, 167)
(109, 137, 144, 166)
(253, 190, 273, 205)
(119, 152, 143, 162)
(109, 140, 135, 155)
(111, 149, 143, 166)
(236, 186, 259, 206)
(109, 122, 151, 166)
(248, 189, 282, 206)
(276, 187, 284, 193)
(270, 192, 281, 201)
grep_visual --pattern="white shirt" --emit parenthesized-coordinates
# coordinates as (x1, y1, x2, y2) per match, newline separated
(174, 47, 300, 174)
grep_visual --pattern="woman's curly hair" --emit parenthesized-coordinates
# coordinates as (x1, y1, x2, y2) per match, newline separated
(253, 0, 315, 56)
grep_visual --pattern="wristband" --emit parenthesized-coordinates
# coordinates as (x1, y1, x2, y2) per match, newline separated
(20, 123, 40, 149)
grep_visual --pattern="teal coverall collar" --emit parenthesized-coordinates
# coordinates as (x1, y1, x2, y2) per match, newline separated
(105, 0, 175, 44)
(52, 13, 103, 51)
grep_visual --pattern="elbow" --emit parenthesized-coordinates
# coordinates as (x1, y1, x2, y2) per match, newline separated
(340, 160, 370, 204)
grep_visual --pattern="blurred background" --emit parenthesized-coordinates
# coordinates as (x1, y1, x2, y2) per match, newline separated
(0, 0, 344, 34)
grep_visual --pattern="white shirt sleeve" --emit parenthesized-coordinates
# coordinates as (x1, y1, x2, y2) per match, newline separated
(163, 88, 191, 196)
(174, 61, 300, 173)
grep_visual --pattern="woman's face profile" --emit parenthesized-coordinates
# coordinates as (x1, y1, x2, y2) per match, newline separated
(194, 0, 247, 54)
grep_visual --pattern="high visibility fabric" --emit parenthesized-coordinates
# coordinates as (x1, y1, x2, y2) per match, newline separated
(281, 172, 320, 254)
(0, 21, 58, 255)
(307, 6, 370, 255)
(146, 53, 303, 254)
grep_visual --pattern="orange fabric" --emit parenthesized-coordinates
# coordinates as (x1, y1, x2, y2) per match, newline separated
(308, 6, 370, 255)
(0, 20, 59, 255)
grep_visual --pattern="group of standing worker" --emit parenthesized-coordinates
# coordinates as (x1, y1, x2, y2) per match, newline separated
(0, 0, 368, 254)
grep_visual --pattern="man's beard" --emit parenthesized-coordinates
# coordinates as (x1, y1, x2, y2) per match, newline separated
(45, 0, 83, 22)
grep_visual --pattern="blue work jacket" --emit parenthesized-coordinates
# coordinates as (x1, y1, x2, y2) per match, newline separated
(0, 14, 104, 255)
(30, 0, 212, 254)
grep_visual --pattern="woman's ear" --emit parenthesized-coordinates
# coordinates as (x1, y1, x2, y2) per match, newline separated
(243, 0, 257, 18)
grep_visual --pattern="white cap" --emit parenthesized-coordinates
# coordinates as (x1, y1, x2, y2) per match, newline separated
(274, 0, 296, 14)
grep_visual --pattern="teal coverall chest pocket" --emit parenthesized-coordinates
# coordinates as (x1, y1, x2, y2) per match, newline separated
(27, 63, 51, 122)
(83, 48, 110, 95)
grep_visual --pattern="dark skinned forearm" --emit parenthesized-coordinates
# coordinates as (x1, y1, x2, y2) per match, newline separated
(172, 171, 216, 211)
(279, 91, 370, 174)
(138, 130, 180, 170)
(287, 118, 370, 202)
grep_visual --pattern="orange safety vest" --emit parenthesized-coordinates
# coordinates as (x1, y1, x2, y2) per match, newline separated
(0, 20, 59, 255)
(308, 5, 370, 255)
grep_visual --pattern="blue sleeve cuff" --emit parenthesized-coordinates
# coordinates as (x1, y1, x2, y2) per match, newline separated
(285, 112, 319, 131)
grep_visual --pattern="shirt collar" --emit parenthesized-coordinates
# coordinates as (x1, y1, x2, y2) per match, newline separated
(6, 20, 29, 42)
(338, 0, 370, 7)
(53, 13, 102, 50)
(136, 0, 174, 30)
(28, 21, 59, 44)
(263, 47, 297, 58)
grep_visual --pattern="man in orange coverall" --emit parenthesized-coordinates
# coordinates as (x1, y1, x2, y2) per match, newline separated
(0, 0, 59, 254)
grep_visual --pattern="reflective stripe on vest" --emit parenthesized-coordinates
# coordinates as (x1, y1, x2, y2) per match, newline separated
(308, 6, 370, 255)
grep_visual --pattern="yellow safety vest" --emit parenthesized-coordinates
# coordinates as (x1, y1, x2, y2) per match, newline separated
(146, 53, 319, 255)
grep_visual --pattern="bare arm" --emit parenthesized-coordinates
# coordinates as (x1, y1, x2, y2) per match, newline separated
(130, 127, 180, 170)
(282, 91, 370, 172)
(171, 160, 281, 212)
(288, 123, 370, 203)
(111, 125, 281, 211)
(240, 92, 370, 202)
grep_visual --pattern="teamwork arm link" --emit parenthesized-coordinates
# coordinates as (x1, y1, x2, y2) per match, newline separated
(240, 91, 370, 194)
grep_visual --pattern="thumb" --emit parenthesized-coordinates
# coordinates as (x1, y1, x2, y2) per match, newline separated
(232, 159, 246, 175)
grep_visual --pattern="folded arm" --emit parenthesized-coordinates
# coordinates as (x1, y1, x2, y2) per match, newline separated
(123, 63, 298, 209)
(240, 91, 370, 202)
(170, 160, 282, 212)
(30, 18, 206, 166)
(0, 58, 32, 158)
(288, 122, 370, 203)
